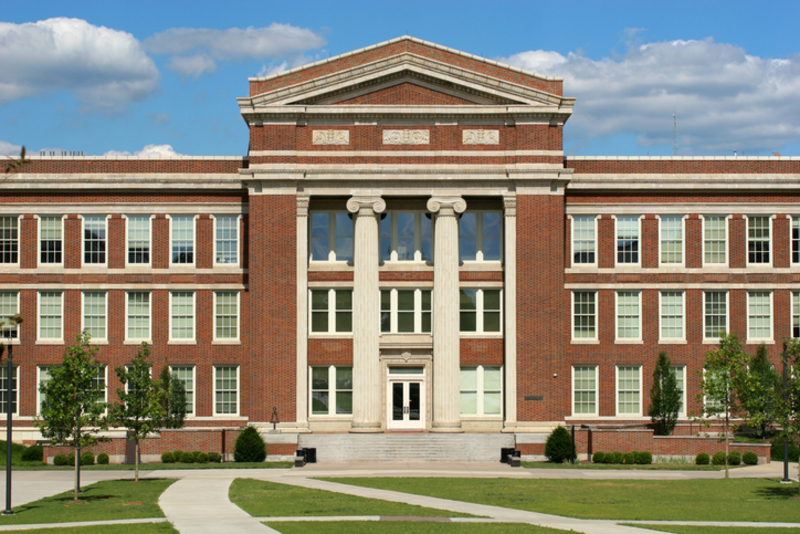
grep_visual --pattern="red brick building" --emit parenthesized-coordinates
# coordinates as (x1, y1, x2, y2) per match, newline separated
(3, 37, 794, 461)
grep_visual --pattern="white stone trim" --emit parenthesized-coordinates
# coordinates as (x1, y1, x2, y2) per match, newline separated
(383, 130, 429, 145)
(463, 130, 499, 145)
(312, 130, 350, 145)
(249, 150, 563, 157)
(296, 194, 309, 428)
(566, 203, 800, 215)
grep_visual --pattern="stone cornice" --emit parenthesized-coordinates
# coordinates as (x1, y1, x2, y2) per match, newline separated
(240, 167, 572, 176)
(569, 174, 800, 190)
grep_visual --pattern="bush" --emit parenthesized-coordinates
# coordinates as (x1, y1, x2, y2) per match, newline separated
(53, 453, 68, 466)
(97, 453, 109, 465)
(179, 451, 195, 463)
(609, 451, 624, 464)
(771, 437, 800, 462)
(743, 451, 759, 465)
(727, 451, 742, 466)
(173, 450, 184, 462)
(80, 451, 95, 466)
(161, 452, 175, 464)
(592, 451, 606, 464)
(67, 452, 75, 465)
(234, 426, 267, 463)
(622, 452, 635, 465)
(712, 451, 727, 465)
(635, 451, 653, 465)
(602, 452, 615, 464)
(696, 452, 710, 465)
(544, 426, 575, 464)
(21, 445, 43, 462)
(194, 451, 209, 464)
(207, 452, 222, 463)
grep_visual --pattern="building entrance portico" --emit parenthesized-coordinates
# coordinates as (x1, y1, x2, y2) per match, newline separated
(387, 367, 425, 430)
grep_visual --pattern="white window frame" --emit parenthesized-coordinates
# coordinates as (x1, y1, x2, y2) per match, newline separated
(614, 215, 641, 266)
(0, 365, 19, 416)
(169, 291, 196, 344)
(93, 365, 108, 408)
(212, 214, 240, 266)
(672, 365, 687, 417)
(702, 215, 728, 267)
(309, 211, 353, 263)
(793, 291, 800, 339)
(572, 291, 598, 342)
(169, 365, 196, 416)
(309, 365, 353, 417)
(37, 366, 52, 415)
(38, 215, 64, 266)
(380, 288, 432, 334)
(746, 215, 772, 267)
(81, 215, 108, 267)
(380, 211, 434, 263)
(309, 288, 353, 335)
(125, 291, 152, 344)
(81, 290, 108, 343)
(459, 365, 503, 417)
(458, 210, 502, 263)
(459, 288, 502, 335)
(572, 365, 598, 416)
(169, 215, 196, 267)
(615, 291, 642, 343)
(213, 365, 239, 416)
(125, 215, 152, 267)
(792, 216, 800, 265)
(570, 215, 597, 267)
(658, 215, 685, 266)
(0, 291, 20, 342)
(0, 215, 20, 266)
(37, 290, 63, 344)
(659, 291, 686, 343)
(703, 291, 729, 342)
(213, 291, 240, 343)
(747, 291, 773, 343)
(616, 365, 642, 417)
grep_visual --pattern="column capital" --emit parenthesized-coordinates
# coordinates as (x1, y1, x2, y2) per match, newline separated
(427, 197, 467, 215)
(346, 196, 386, 215)
(297, 194, 310, 217)
(503, 193, 517, 217)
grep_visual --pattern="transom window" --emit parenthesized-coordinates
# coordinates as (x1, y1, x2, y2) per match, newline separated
(170, 366, 195, 415)
(215, 215, 239, 264)
(703, 216, 727, 265)
(616, 291, 641, 340)
(616, 216, 639, 264)
(459, 365, 502, 416)
(747, 291, 772, 341)
(83, 216, 106, 265)
(660, 291, 684, 341)
(572, 291, 597, 340)
(660, 216, 683, 264)
(459, 289, 501, 333)
(170, 291, 195, 341)
(572, 216, 596, 265)
(39, 216, 62, 265)
(311, 366, 353, 416)
(0, 366, 18, 415)
(310, 289, 352, 334)
(82, 291, 107, 341)
(127, 216, 151, 265)
(310, 212, 353, 262)
(572, 365, 598, 416)
(0, 217, 18, 264)
(380, 212, 432, 262)
(38, 291, 63, 341)
(0, 292, 19, 339)
(171, 216, 194, 265)
(747, 216, 770, 264)
(704, 291, 728, 340)
(381, 288, 431, 333)
(126, 291, 151, 341)
(214, 291, 239, 341)
(617, 366, 641, 416)
(213, 366, 238, 416)
(459, 211, 501, 262)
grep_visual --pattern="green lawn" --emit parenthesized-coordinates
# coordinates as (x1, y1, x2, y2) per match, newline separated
(8, 523, 178, 534)
(324, 478, 800, 523)
(230, 479, 475, 518)
(0, 478, 175, 525)
(629, 526, 800, 534)
(8, 461, 294, 471)
(522, 462, 727, 471)
(264, 522, 568, 534)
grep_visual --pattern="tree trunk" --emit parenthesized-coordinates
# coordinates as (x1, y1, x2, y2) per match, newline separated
(724, 411, 729, 479)
(73, 445, 80, 502)
(135, 440, 139, 483)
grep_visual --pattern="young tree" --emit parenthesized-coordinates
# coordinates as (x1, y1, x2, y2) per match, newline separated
(648, 351, 682, 436)
(738, 343, 780, 439)
(777, 339, 800, 494)
(157, 363, 186, 430)
(35, 332, 107, 502)
(110, 343, 164, 482)
(4, 146, 29, 174)
(697, 333, 749, 479)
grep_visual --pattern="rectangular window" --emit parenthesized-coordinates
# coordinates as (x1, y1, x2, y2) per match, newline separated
(310, 212, 353, 262)
(660, 291, 684, 341)
(170, 366, 195, 415)
(459, 365, 502, 416)
(459, 211, 502, 262)
(572, 365, 598, 416)
(0, 217, 18, 264)
(214, 215, 239, 264)
(83, 216, 106, 265)
(170, 291, 195, 341)
(0, 292, 19, 339)
(660, 216, 683, 264)
(37, 366, 51, 414)
(703, 216, 727, 265)
(794, 292, 800, 339)
(748, 216, 770, 264)
(380, 212, 433, 262)
(213, 365, 238, 416)
(459, 289, 502, 333)
(747, 291, 772, 341)
(310, 289, 352, 334)
(704, 291, 728, 340)
(171, 215, 194, 264)
(571, 216, 596, 265)
(38, 291, 62, 341)
(39, 216, 62, 265)
(793, 217, 800, 264)
(127, 216, 150, 265)
(0, 366, 18, 415)
(672, 365, 686, 417)
(91, 365, 107, 405)
(616, 291, 641, 340)
(310, 366, 353, 416)
(82, 291, 107, 341)
(126, 291, 151, 341)
(616, 215, 639, 264)
(214, 291, 239, 341)
(380, 289, 432, 333)
(616, 365, 641, 416)
(572, 291, 597, 340)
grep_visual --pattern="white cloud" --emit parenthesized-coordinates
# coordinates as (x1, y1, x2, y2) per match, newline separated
(0, 141, 22, 157)
(501, 38, 800, 154)
(0, 18, 159, 113)
(144, 23, 325, 79)
(103, 144, 184, 157)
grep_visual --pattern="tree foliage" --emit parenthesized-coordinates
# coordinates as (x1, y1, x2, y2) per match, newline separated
(35, 332, 107, 501)
(544, 426, 575, 463)
(738, 343, 780, 439)
(648, 351, 682, 436)
(157, 363, 186, 430)
(776, 338, 800, 494)
(234, 426, 266, 462)
(4, 146, 29, 174)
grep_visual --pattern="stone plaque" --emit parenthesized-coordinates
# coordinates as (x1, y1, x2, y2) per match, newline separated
(382, 129, 430, 145)
(312, 130, 350, 145)
(463, 129, 500, 145)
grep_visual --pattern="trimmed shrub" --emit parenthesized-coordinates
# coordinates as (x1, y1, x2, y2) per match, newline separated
(602, 452, 615, 464)
(80, 451, 95, 466)
(727, 451, 741, 466)
(21, 445, 43, 462)
(207, 452, 222, 463)
(609, 451, 624, 464)
(622, 452, 635, 465)
(592, 451, 606, 464)
(635, 451, 653, 465)
(696, 452, 710, 465)
(743, 451, 759, 465)
(712, 451, 726, 465)
(97, 453, 109, 465)
(67, 452, 75, 465)
(544, 426, 575, 464)
(234, 426, 267, 463)
(179, 451, 195, 463)
(173, 450, 184, 462)
(770, 437, 800, 462)
(161, 452, 175, 464)
(53, 453, 68, 466)
(194, 451, 209, 464)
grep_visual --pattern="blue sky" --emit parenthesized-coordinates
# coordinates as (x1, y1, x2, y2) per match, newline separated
(2, 0, 799, 158)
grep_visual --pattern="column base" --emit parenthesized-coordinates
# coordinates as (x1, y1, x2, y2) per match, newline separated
(349, 422, 382, 433)
(430, 421, 464, 433)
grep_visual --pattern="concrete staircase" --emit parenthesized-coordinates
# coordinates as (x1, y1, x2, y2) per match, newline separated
(297, 433, 515, 462)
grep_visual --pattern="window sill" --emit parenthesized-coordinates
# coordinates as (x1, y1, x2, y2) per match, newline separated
(193, 416, 248, 421)
(212, 339, 241, 345)
(308, 333, 353, 339)
(747, 339, 775, 345)
(308, 415, 353, 421)
(88, 340, 110, 345)
(0, 339, 20, 346)
(460, 333, 503, 339)
(309, 261, 354, 272)
(36, 340, 64, 345)
(460, 415, 503, 420)
(124, 339, 152, 345)
(615, 339, 643, 345)
(571, 339, 599, 344)
(459, 262, 503, 272)
(658, 339, 687, 345)
(168, 340, 197, 345)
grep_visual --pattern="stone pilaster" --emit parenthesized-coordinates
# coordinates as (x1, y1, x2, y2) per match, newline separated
(295, 193, 310, 430)
(502, 193, 518, 431)
(427, 196, 466, 432)
(347, 195, 386, 432)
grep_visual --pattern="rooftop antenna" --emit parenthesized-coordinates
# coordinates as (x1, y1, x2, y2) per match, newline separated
(672, 110, 678, 156)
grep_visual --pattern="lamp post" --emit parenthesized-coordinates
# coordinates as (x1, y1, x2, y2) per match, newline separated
(782, 341, 791, 484)
(3, 314, 22, 515)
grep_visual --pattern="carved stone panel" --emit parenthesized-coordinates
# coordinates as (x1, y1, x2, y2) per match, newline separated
(382, 130, 430, 145)
(462, 130, 500, 145)
(312, 130, 350, 145)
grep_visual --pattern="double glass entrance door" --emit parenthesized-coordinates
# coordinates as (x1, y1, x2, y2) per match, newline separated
(389, 379, 423, 429)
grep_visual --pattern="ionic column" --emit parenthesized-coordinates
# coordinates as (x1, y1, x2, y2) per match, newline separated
(427, 196, 466, 432)
(347, 195, 386, 432)
(295, 194, 310, 430)
(502, 193, 518, 431)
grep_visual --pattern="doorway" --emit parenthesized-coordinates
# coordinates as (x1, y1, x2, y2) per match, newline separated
(387, 367, 425, 430)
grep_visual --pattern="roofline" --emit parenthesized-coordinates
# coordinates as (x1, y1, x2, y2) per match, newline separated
(248, 35, 563, 84)
(567, 155, 799, 161)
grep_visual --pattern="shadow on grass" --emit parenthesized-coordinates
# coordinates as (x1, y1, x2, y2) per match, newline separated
(755, 484, 800, 499)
